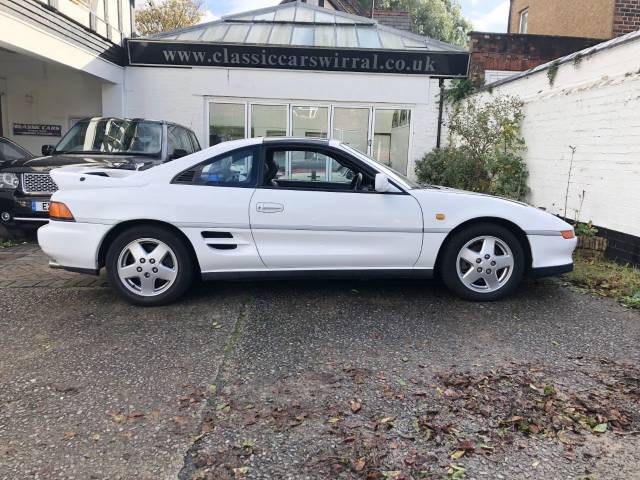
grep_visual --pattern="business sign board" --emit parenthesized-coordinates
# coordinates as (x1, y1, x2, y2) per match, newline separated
(127, 40, 470, 78)
(13, 123, 62, 137)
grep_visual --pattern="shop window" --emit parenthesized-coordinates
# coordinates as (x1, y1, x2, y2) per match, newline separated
(292, 106, 328, 139)
(209, 103, 245, 146)
(251, 104, 287, 138)
(332, 107, 370, 154)
(373, 109, 411, 175)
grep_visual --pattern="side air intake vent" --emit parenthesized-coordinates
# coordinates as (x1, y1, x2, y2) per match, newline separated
(174, 170, 196, 184)
(209, 244, 237, 250)
(202, 231, 233, 239)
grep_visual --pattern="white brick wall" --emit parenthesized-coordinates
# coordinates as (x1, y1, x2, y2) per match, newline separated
(475, 35, 640, 238)
(123, 67, 442, 178)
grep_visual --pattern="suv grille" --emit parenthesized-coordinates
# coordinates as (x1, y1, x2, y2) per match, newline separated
(22, 173, 58, 195)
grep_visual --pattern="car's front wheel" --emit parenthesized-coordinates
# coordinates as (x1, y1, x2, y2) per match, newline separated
(106, 226, 194, 306)
(440, 223, 525, 301)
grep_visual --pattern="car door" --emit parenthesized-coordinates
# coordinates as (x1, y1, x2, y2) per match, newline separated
(169, 145, 264, 273)
(249, 144, 423, 270)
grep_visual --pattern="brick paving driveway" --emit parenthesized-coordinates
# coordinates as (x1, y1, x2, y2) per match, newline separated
(0, 242, 107, 289)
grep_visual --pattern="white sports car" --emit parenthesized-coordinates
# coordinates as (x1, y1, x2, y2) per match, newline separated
(38, 138, 576, 306)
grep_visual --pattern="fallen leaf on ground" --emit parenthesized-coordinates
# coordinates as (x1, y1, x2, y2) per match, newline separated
(450, 450, 465, 459)
(350, 399, 362, 413)
(593, 423, 608, 433)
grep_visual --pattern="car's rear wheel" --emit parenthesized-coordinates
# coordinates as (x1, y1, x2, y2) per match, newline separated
(106, 226, 194, 306)
(440, 223, 525, 301)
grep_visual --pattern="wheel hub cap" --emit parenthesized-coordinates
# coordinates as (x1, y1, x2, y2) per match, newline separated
(456, 236, 514, 293)
(117, 238, 178, 297)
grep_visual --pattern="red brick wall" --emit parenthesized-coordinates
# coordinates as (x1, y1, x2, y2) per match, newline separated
(613, 0, 640, 36)
(468, 32, 602, 85)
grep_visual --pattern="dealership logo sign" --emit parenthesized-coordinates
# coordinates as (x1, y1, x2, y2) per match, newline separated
(127, 40, 469, 77)
(13, 123, 62, 137)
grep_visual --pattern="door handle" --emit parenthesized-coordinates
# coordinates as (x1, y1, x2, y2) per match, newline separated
(256, 202, 284, 213)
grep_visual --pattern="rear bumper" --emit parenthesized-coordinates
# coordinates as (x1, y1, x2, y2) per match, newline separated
(38, 221, 111, 271)
(530, 263, 573, 279)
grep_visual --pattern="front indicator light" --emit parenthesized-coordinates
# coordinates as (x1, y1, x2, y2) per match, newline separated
(49, 202, 75, 221)
(561, 230, 575, 239)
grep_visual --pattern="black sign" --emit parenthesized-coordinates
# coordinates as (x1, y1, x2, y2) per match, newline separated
(13, 123, 62, 137)
(127, 40, 469, 78)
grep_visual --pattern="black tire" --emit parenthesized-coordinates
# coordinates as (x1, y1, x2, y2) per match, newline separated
(440, 223, 525, 301)
(105, 225, 194, 306)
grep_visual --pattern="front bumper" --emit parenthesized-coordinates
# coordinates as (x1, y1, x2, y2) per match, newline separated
(527, 233, 577, 276)
(0, 190, 51, 225)
(530, 263, 574, 278)
(38, 220, 111, 272)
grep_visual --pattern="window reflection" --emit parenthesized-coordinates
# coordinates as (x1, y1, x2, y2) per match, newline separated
(333, 107, 370, 154)
(292, 106, 328, 138)
(251, 104, 287, 137)
(373, 109, 411, 175)
(209, 103, 245, 145)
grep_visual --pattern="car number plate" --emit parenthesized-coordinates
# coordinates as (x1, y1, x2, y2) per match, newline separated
(31, 201, 50, 212)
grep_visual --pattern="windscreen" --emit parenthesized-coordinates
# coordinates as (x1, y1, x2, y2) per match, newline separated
(55, 118, 162, 156)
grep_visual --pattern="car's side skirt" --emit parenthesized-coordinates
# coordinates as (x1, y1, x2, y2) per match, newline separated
(201, 268, 434, 282)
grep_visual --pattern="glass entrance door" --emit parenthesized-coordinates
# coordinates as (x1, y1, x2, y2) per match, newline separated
(332, 107, 371, 155)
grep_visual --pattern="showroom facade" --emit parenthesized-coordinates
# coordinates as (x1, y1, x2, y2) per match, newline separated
(123, 1, 469, 178)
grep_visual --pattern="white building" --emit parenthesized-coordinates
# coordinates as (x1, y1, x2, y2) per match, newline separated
(0, 0, 130, 154)
(1, 1, 467, 177)
(124, 1, 468, 177)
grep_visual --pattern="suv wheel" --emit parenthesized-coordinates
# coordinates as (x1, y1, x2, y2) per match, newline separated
(106, 226, 194, 306)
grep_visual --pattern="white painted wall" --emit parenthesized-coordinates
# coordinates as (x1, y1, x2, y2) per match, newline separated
(0, 8, 124, 84)
(124, 66, 441, 178)
(475, 34, 640, 237)
(0, 50, 103, 154)
(485, 70, 519, 84)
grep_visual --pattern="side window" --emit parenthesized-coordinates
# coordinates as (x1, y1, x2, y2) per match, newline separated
(174, 147, 258, 187)
(168, 126, 194, 158)
(188, 131, 201, 152)
(0, 140, 28, 161)
(263, 148, 372, 191)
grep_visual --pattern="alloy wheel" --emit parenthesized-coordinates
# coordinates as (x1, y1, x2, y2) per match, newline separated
(455, 235, 514, 293)
(117, 238, 179, 297)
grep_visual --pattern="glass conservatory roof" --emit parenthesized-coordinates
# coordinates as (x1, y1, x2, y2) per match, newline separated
(145, 1, 464, 52)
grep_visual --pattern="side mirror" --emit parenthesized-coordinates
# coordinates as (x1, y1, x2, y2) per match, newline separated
(375, 173, 390, 193)
(41, 145, 55, 156)
(170, 148, 188, 160)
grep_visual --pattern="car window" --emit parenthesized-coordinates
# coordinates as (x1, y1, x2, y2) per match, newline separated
(188, 131, 201, 152)
(174, 147, 258, 187)
(168, 126, 195, 157)
(55, 119, 162, 156)
(0, 139, 30, 161)
(263, 148, 372, 191)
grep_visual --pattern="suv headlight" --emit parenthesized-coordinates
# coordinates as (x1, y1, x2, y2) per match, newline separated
(0, 173, 19, 190)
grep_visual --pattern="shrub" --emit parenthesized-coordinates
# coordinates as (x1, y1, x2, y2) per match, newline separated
(415, 94, 529, 201)
(415, 147, 488, 193)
